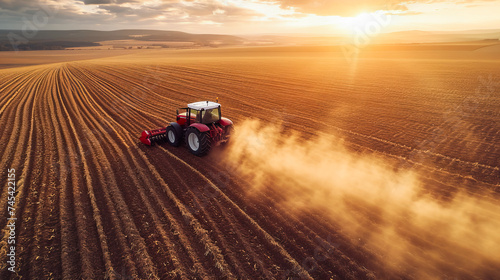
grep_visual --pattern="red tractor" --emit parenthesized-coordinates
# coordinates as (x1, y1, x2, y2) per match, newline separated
(140, 100, 233, 156)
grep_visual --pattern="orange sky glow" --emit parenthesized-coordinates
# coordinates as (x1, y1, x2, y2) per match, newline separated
(0, 0, 499, 34)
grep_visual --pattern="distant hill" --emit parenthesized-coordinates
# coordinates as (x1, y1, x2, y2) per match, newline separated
(0, 28, 498, 51)
(372, 29, 500, 44)
(245, 29, 500, 45)
(0, 29, 244, 51)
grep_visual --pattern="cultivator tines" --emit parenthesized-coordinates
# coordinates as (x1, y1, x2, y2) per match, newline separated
(140, 127, 167, 146)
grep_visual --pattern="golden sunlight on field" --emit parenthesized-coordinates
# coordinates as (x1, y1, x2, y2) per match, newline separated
(0, 44, 499, 279)
(226, 120, 500, 279)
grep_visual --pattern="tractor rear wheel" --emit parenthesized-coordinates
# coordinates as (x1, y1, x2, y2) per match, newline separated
(185, 127, 211, 156)
(166, 125, 181, 147)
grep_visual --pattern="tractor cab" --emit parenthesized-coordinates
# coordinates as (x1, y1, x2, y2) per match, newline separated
(176, 101, 221, 126)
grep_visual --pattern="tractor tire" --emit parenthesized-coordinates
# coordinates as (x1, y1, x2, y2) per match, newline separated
(185, 127, 211, 156)
(166, 125, 182, 147)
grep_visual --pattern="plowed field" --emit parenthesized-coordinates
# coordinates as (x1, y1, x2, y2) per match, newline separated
(0, 47, 499, 279)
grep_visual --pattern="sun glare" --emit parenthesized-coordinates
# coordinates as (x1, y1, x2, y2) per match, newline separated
(339, 12, 389, 36)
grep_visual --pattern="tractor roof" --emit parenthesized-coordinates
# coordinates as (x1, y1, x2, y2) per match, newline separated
(188, 101, 220, 110)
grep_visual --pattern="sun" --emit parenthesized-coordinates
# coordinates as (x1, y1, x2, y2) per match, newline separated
(338, 12, 389, 36)
(338, 13, 371, 35)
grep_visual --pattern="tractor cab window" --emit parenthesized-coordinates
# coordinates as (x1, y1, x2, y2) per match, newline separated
(184, 109, 201, 123)
(200, 108, 220, 124)
(189, 109, 199, 120)
(178, 109, 199, 124)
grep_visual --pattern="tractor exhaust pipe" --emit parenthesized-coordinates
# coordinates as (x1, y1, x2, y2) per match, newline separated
(140, 127, 168, 145)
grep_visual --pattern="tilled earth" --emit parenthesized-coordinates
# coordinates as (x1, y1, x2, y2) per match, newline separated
(0, 48, 499, 279)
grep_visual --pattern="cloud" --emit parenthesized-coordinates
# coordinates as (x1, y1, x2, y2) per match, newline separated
(277, 0, 404, 17)
(83, 0, 114, 4)
(89, 0, 261, 22)
(275, 0, 495, 17)
(88, 0, 261, 27)
(0, 0, 43, 11)
(0, 0, 262, 31)
(180, 1, 261, 18)
(387, 11, 422, 16)
(82, 0, 142, 4)
(0, 0, 496, 32)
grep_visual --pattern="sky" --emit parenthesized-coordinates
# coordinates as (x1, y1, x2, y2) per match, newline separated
(0, 0, 499, 35)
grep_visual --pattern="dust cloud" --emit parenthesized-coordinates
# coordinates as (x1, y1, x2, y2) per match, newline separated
(223, 119, 500, 279)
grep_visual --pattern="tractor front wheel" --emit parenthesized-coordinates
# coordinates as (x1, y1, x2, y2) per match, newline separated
(166, 125, 182, 147)
(185, 127, 211, 156)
